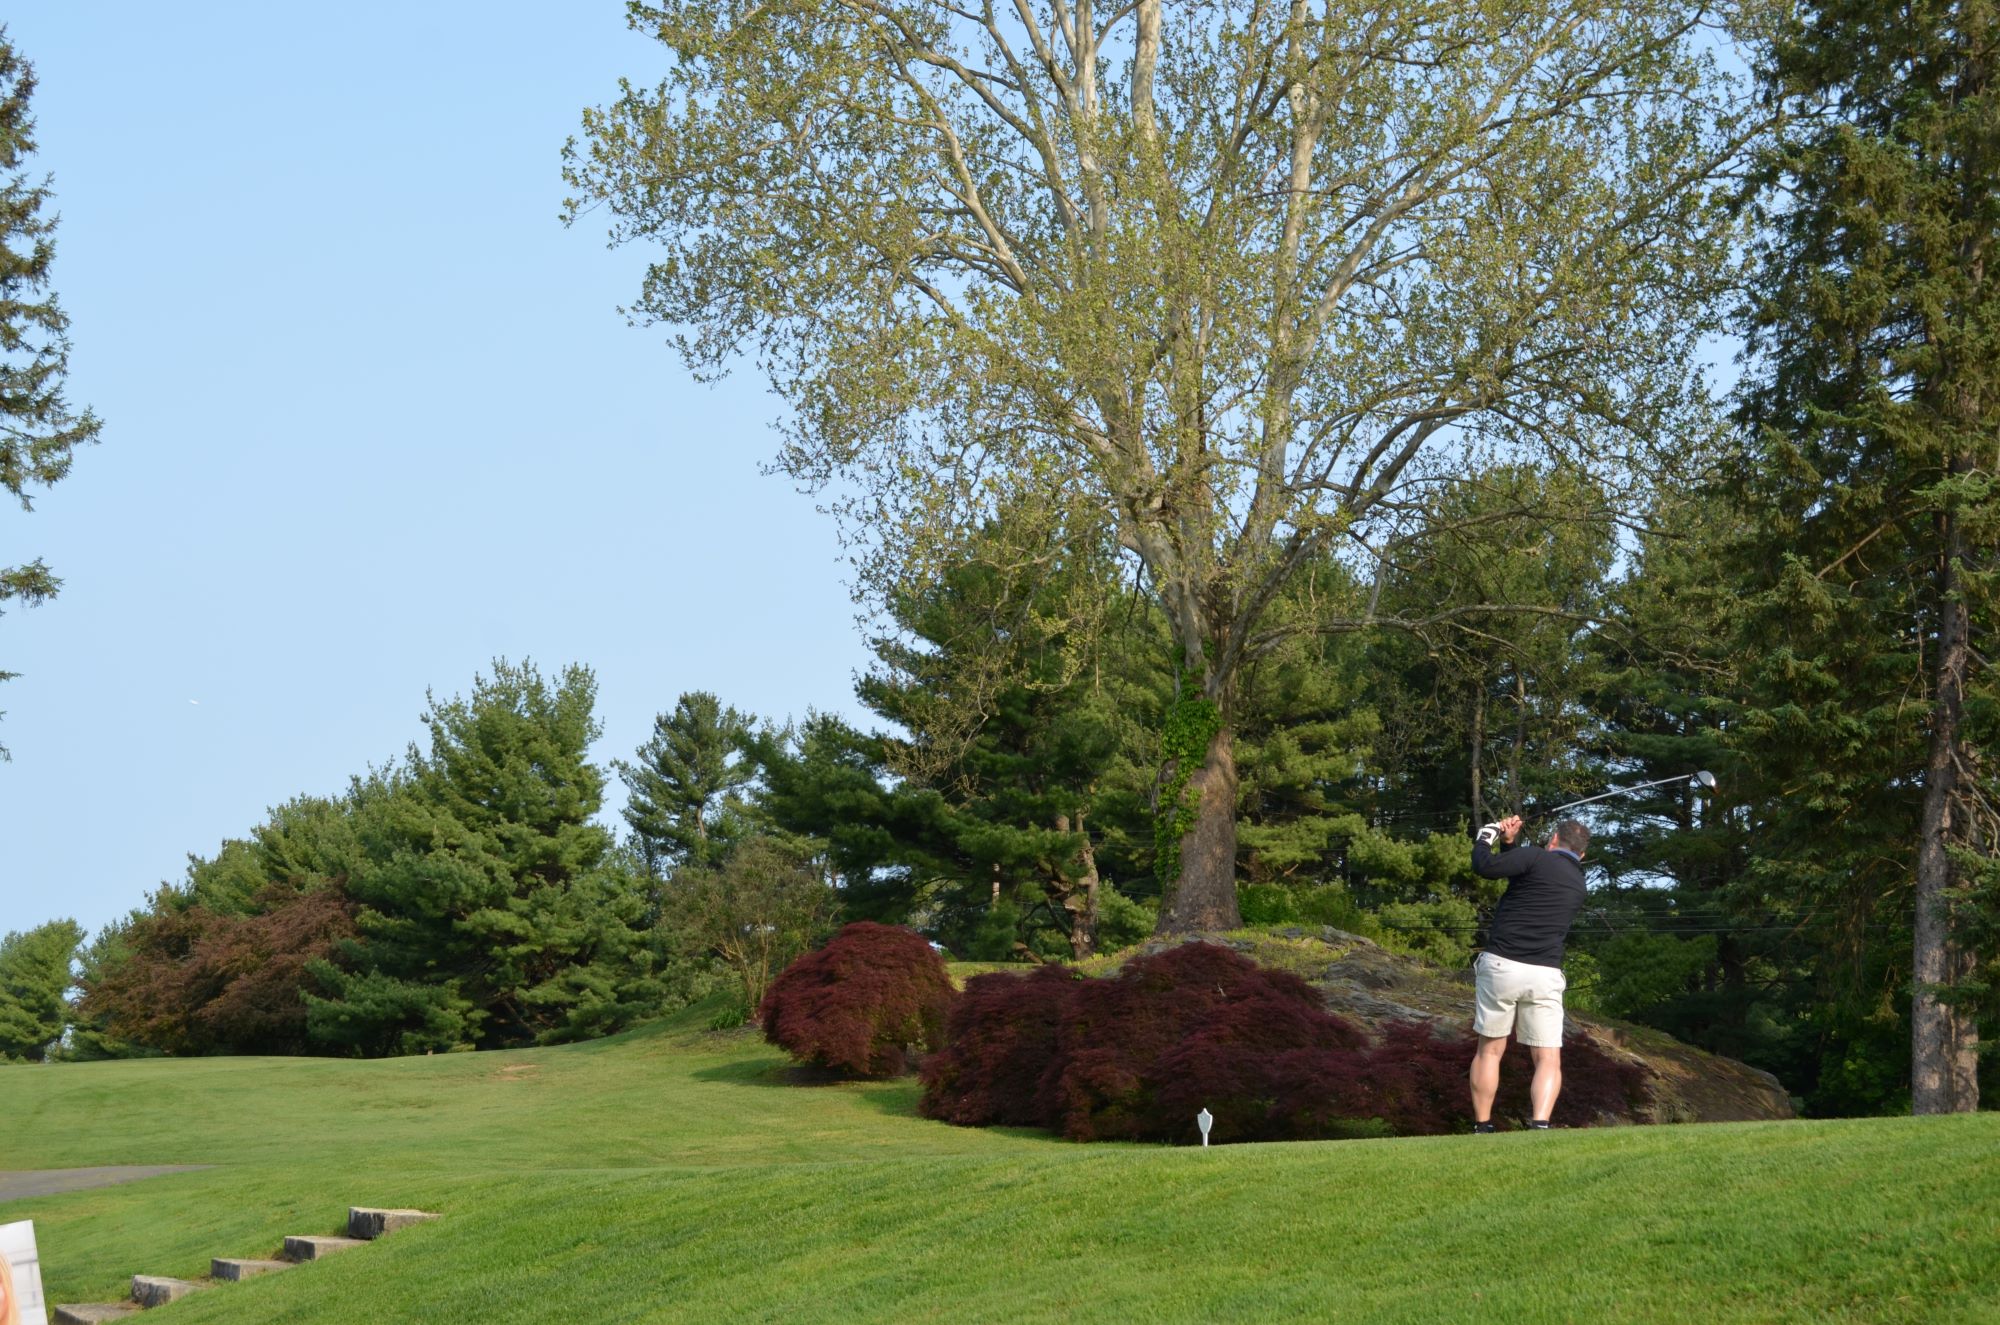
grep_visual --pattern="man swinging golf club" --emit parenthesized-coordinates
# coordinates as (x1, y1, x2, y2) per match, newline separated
(1467, 813, 1590, 1132)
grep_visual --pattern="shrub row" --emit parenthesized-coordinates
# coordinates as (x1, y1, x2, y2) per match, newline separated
(919, 941, 1651, 1141)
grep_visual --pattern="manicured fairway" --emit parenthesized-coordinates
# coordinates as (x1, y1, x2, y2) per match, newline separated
(4, 1007, 1996, 1324)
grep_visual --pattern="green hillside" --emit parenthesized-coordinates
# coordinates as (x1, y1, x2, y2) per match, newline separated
(6, 1005, 1996, 1324)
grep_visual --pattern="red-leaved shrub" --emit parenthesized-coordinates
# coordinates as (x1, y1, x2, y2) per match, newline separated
(759, 921, 955, 1077)
(1363, 1020, 1651, 1133)
(919, 964, 1076, 1127)
(917, 941, 1657, 1142)
(921, 941, 1376, 1142)
(80, 882, 358, 1056)
(1044, 944, 1372, 1142)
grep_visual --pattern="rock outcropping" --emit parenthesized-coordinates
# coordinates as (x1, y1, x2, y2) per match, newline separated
(1119, 929, 1795, 1124)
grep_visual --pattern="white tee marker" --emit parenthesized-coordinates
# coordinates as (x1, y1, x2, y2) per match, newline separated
(1197, 1108, 1213, 1147)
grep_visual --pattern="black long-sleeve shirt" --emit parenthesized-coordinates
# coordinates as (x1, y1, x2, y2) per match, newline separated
(1471, 838, 1588, 969)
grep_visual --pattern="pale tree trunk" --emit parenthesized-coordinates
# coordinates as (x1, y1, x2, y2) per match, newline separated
(1158, 727, 1243, 933)
(1913, 477, 1980, 1114)
(1471, 683, 1487, 823)
(1055, 811, 1101, 960)
(1509, 672, 1528, 815)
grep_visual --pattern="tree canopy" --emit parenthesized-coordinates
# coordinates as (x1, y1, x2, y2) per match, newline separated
(567, 0, 1758, 928)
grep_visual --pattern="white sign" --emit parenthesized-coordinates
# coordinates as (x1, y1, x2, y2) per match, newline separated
(1196, 1107, 1214, 1147)
(1, 1219, 49, 1325)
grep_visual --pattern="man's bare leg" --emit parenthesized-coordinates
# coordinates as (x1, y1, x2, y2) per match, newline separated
(1469, 1034, 1510, 1122)
(1529, 1045, 1563, 1122)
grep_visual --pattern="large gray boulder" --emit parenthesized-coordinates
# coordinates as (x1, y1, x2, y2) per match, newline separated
(1116, 929, 1795, 1124)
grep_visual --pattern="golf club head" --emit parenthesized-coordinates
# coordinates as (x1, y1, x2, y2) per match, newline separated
(1694, 770, 1717, 790)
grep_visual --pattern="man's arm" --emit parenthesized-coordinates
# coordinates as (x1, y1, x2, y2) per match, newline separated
(1472, 815, 1534, 878)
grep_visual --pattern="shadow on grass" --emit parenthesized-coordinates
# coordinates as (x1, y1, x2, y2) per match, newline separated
(687, 1060, 943, 1125)
(690, 1059, 873, 1089)
(686, 1058, 1076, 1146)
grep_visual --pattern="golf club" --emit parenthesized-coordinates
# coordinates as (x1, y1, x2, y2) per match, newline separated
(1540, 770, 1717, 820)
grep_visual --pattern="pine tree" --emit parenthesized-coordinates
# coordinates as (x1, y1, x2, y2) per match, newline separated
(854, 527, 1167, 959)
(0, 917, 83, 1060)
(1368, 466, 1617, 834)
(750, 712, 950, 924)
(1584, 497, 1824, 1092)
(1737, 0, 2000, 1112)
(616, 691, 758, 876)
(0, 28, 101, 746)
(308, 661, 657, 1053)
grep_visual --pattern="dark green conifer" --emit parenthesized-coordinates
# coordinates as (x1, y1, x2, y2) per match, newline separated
(1735, 0, 1999, 1112)
(309, 661, 656, 1053)
(616, 691, 759, 876)
(0, 917, 83, 1059)
(0, 28, 101, 742)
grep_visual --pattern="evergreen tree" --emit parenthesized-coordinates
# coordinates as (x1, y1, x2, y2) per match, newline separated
(751, 712, 949, 924)
(1368, 466, 1617, 834)
(0, 917, 83, 1060)
(1736, 0, 2000, 1112)
(0, 28, 101, 747)
(308, 661, 658, 1053)
(616, 691, 759, 876)
(856, 534, 1165, 959)
(1582, 497, 1820, 1094)
(74, 791, 369, 1057)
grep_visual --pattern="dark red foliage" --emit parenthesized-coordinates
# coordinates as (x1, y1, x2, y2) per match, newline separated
(1360, 1020, 1490, 1136)
(1346, 1020, 1654, 1134)
(759, 921, 955, 1077)
(919, 942, 1376, 1142)
(1500, 1030, 1653, 1127)
(1043, 944, 1370, 1142)
(919, 964, 1076, 1127)
(81, 883, 359, 1056)
(916, 941, 1658, 1143)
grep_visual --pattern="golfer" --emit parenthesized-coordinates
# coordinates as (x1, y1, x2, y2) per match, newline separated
(1467, 813, 1589, 1131)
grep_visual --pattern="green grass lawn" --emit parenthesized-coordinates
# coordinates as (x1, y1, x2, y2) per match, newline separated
(5, 1005, 1998, 1324)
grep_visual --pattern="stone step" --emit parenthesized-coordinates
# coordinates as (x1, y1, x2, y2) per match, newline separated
(282, 1234, 369, 1262)
(347, 1206, 441, 1240)
(53, 1306, 141, 1324)
(211, 1256, 294, 1281)
(130, 1275, 206, 1308)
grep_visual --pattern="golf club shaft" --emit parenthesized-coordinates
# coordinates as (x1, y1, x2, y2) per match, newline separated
(1542, 773, 1697, 819)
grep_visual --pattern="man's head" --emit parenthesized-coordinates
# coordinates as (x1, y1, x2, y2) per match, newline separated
(1548, 819, 1590, 858)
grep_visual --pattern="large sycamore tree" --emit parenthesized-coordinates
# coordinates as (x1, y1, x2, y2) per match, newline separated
(568, 0, 1755, 930)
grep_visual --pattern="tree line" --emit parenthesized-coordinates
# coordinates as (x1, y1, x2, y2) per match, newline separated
(0, 439, 1985, 1119)
(554, 0, 1996, 1115)
(0, 0, 1992, 1121)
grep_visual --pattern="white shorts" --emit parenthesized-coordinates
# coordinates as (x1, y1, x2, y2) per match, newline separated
(1474, 952, 1567, 1047)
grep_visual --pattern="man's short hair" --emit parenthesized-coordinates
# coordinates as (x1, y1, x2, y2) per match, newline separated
(1553, 819, 1590, 856)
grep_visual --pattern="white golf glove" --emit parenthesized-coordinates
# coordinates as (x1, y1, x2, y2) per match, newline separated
(1476, 822, 1503, 846)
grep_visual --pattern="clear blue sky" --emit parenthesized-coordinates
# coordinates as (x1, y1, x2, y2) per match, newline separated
(0, 4, 871, 939)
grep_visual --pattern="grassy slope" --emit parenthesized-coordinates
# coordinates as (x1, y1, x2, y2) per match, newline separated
(4, 1007, 1998, 1325)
